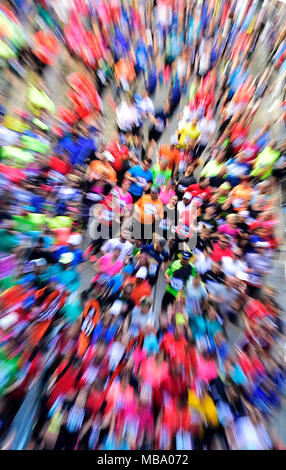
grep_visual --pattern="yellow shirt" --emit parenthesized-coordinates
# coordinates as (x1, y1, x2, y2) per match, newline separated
(188, 390, 219, 427)
(178, 124, 200, 148)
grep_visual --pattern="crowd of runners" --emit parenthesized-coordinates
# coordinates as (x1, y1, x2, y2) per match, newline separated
(0, 0, 286, 451)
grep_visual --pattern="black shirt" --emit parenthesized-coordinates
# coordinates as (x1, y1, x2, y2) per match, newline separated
(176, 175, 197, 197)
(198, 215, 218, 233)
(202, 269, 225, 284)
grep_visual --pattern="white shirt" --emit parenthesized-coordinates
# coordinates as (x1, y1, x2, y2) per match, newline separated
(0, 125, 19, 147)
(177, 200, 193, 216)
(198, 118, 216, 146)
(116, 102, 140, 131)
(140, 97, 154, 116)
(101, 238, 133, 262)
(233, 417, 272, 450)
(194, 250, 212, 274)
(221, 256, 247, 277)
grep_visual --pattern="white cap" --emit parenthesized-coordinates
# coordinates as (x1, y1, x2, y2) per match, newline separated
(67, 234, 83, 245)
(32, 258, 47, 267)
(240, 211, 249, 218)
(255, 241, 270, 248)
(103, 151, 115, 163)
(236, 271, 248, 281)
(183, 192, 192, 200)
(136, 266, 148, 279)
(109, 300, 123, 316)
(0, 313, 19, 330)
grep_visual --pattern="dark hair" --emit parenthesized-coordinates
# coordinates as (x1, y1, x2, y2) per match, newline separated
(143, 157, 153, 166)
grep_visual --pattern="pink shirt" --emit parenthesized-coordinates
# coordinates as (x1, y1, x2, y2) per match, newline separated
(92, 254, 123, 283)
(218, 224, 239, 237)
(159, 188, 175, 205)
(196, 354, 218, 382)
(139, 357, 169, 388)
(113, 186, 133, 214)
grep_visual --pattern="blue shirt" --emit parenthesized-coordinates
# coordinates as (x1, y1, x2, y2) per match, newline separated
(147, 65, 157, 95)
(107, 273, 125, 294)
(53, 247, 84, 267)
(135, 41, 148, 70)
(226, 159, 251, 186)
(255, 131, 271, 151)
(30, 194, 46, 211)
(55, 135, 96, 166)
(128, 165, 153, 196)
(141, 244, 169, 278)
(170, 79, 181, 106)
(228, 66, 248, 94)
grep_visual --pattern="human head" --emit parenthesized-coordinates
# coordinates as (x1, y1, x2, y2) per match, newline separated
(142, 157, 152, 171)
(150, 186, 159, 200)
(159, 159, 169, 171)
(154, 239, 166, 252)
(183, 192, 192, 205)
(181, 250, 192, 265)
(135, 266, 148, 283)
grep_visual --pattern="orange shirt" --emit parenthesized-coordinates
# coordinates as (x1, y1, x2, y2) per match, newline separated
(89, 160, 117, 183)
(115, 58, 136, 83)
(230, 184, 254, 211)
(123, 277, 152, 306)
(159, 144, 181, 171)
(135, 194, 164, 225)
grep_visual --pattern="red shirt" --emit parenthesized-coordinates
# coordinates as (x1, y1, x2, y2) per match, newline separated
(49, 156, 72, 175)
(211, 242, 233, 262)
(160, 332, 188, 365)
(230, 122, 249, 153)
(239, 353, 266, 380)
(86, 390, 105, 416)
(185, 184, 212, 202)
(106, 141, 129, 173)
(244, 299, 269, 321)
(47, 360, 80, 407)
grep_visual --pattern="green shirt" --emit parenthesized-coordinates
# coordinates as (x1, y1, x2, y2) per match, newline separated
(0, 350, 20, 398)
(151, 164, 172, 188)
(0, 229, 19, 253)
(55, 267, 80, 293)
(60, 300, 82, 323)
(251, 146, 280, 180)
(201, 160, 224, 178)
(165, 259, 196, 297)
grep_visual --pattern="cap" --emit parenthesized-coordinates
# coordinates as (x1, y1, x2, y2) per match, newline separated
(181, 250, 192, 260)
(103, 151, 115, 163)
(0, 313, 19, 330)
(59, 252, 74, 264)
(183, 192, 192, 200)
(236, 271, 248, 281)
(136, 266, 148, 279)
(255, 241, 270, 248)
(109, 300, 123, 316)
(140, 296, 153, 306)
(239, 210, 249, 218)
(32, 258, 47, 267)
(219, 182, 231, 190)
(67, 234, 82, 245)
(176, 313, 186, 325)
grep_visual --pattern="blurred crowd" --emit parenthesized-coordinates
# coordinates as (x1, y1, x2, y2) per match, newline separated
(0, 0, 286, 451)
